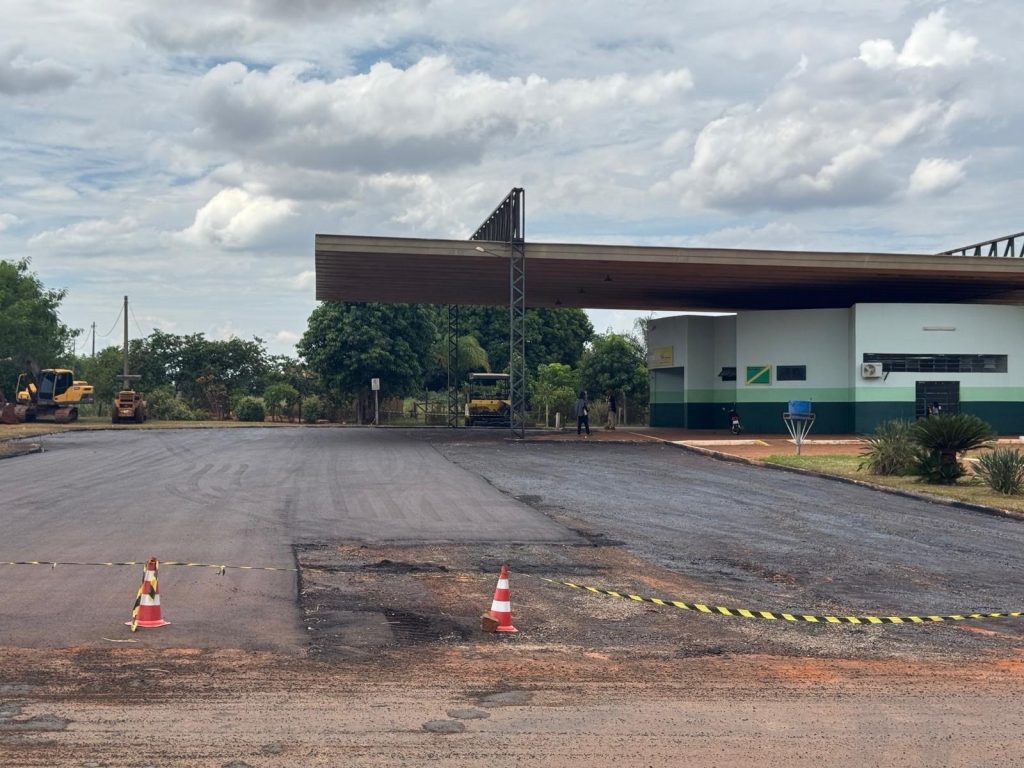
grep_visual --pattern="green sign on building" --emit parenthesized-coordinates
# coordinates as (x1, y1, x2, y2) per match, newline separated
(746, 365, 771, 385)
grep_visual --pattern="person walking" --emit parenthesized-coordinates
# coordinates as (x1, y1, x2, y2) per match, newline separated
(574, 390, 590, 437)
(605, 390, 618, 430)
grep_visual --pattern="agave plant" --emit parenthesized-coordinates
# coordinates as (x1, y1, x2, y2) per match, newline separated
(909, 413, 995, 484)
(859, 419, 916, 475)
(976, 448, 1024, 495)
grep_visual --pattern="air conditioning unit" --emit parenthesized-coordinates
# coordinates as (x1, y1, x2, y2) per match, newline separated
(861, 362, 883, 379)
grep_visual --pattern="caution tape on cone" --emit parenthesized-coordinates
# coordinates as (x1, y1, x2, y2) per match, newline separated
(1, 560, 296, 574)
(539, 577, 1023, 625)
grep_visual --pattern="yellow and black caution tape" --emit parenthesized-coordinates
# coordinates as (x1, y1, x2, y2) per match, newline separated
(541, 577, 1023, 625)
(2, 559, 296, 574)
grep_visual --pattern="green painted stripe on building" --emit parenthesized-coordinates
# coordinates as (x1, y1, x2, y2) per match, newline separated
(960, 387, 1024, 402)
(735, 387, 852, 404)
(650, 389, 685, 405)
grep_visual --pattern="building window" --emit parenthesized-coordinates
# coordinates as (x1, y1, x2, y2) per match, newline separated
(863, 353, 1007, 373)
(776, 365, 807, 381)
(718, 367, 736, 381)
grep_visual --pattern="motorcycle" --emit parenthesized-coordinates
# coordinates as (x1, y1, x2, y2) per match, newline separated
(727, 408, 742, 435)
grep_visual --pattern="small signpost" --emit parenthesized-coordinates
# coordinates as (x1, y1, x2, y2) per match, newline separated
(371, 378, 380, 425)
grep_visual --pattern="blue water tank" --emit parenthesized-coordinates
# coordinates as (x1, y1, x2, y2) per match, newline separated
(788, 400, 812, 415)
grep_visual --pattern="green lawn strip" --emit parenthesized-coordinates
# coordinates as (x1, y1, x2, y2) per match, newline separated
(763, 453, 1024, 514)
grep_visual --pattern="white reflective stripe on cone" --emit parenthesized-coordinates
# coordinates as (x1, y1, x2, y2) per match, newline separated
(140, 594, 161, 606)
(490, 600, 511, 612)
(497, 579, 509, 589)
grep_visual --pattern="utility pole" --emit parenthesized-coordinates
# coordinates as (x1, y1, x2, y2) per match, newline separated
(91, 322, 96, 358)
(116, 296, 140, 393)
(122, 296, 129, 381)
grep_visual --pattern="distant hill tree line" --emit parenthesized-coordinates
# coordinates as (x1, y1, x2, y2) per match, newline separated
(2, 259, 649, 424)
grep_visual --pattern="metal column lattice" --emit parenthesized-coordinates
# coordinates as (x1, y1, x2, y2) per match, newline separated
(470, 188, 526, 439)
(447, 304, 460, 427)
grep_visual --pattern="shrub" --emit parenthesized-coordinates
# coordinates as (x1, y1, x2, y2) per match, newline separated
(235, 396, 266, 423)
(975, 448, 1024, 495)
(302, 395, 322, 424)
(909, 413, 995, 484)
(147, 385, 201, 421)
(859, 419, 916, 475)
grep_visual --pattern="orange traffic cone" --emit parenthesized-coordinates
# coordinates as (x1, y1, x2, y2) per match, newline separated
(126, 557, 171, 631)
(485, 564, 518, 633)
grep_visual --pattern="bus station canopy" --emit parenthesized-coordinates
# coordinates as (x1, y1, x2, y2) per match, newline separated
(315, 234, 1024, 311)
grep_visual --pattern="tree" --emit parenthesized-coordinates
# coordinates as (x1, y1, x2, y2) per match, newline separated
(0, 259, 79, 395)
(531, 363, 579, 427)
(457, 306, 593, 372)
(426, 333, 490, 390)
(298, 302, 435, 423)
(577, 332, 649, 424)
(128, 331, 269, 416)
(76, 345, 124, 416)
(263, 382, 299, 422)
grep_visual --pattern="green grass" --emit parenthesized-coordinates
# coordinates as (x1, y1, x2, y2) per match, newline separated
(763, 453, 1024, 514)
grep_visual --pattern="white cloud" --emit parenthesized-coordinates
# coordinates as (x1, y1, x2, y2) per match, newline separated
(0, 214, 17, 232)
(275, 329, 300, 345)
(860, 10, 978, 70)
(0, 45, 76, 95)
(29, 217, 140, 249)
(191, 56, 693, 172)
(289, 270, 316, 291)
(908, 157, 967, 196)
(182, 188, 296, 249)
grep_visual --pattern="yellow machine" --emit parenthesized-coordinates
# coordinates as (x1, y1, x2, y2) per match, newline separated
(11, 363, 94, 423)
(465, 372, 511, 427)
(112, 389, 147, 424)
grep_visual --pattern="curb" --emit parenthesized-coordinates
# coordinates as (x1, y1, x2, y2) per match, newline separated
(659, 438, 1024, 524)
(0, 443, 42, 461)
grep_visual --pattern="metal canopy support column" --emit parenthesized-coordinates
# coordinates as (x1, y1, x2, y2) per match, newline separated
(509, 240, 526, 438)
(470, 187, 526, 439)
(447, 304, 460, 427)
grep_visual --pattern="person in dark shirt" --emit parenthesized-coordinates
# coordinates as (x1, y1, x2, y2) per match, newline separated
(606, 390, 617, 430)
(574, 391, 590, 437)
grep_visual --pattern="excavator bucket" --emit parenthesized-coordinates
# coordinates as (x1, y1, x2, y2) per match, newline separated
(0, 402, 20, 424)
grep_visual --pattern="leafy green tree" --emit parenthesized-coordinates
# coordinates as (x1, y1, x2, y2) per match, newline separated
(0, 259, 79, 395)
(577, 332, 649, 424)
(76, 345, 124, 416)
(127, 331, 269, 415)
(263, 382, 299, 422)
(531, 362, 579, 427)
(426, 334, 490, 390)
(458, 306, 593, 372)
(298, 302, 435, 423)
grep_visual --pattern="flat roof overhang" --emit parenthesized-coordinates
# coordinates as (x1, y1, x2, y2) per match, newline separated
(315, 234, 1024, 310)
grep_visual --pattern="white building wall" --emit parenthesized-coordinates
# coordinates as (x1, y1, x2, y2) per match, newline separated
(735, 309, 851, 402)
(853, 303, 1024, 402)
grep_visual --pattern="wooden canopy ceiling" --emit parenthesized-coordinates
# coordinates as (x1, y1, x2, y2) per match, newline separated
(315, 234, 1024, 310)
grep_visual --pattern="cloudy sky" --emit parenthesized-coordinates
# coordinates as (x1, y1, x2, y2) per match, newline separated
(2, 1, 1021, 356)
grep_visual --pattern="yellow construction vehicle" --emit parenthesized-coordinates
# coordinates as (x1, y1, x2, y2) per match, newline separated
(11, 360, 94, 423)
(465, 372, 511, 427)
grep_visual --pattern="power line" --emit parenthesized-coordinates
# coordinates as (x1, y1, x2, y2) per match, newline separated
(129, 303, 147, 338)
(98, 305, 124, 339)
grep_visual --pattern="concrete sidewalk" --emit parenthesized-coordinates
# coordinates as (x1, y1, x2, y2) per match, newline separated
(530, 426, 866, 461)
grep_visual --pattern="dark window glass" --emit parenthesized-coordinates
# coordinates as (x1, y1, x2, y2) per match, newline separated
(863, 353, 1007, 373)
(718, 367, 736, 381)
(777, 365, 807, 381)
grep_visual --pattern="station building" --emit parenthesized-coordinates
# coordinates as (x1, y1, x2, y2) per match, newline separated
(648, 304, 1024, 435)
(314, 215, 1024, 437)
